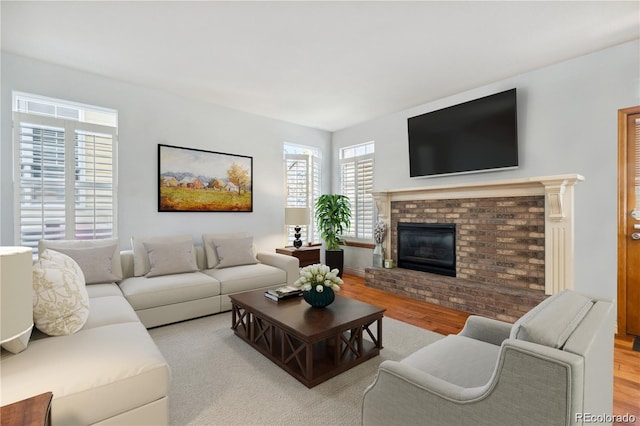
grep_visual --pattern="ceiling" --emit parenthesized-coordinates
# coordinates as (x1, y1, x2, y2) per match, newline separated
(2, 1, 639, 131)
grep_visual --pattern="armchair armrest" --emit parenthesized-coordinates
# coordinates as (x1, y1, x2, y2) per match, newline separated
(363, 338, 585, 426)
(256, 252, 300, 286)
(458, 315, 512, 346)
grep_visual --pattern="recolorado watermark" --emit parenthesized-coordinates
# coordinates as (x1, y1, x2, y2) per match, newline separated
(576, 413, 637, 423)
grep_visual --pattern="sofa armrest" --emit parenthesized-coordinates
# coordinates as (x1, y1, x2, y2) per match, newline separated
(458, 315, 512, 346)
(256, 252, 300, 286)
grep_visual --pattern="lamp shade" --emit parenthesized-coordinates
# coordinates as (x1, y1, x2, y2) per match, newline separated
(285, 207, 310, 225)
(0, 246, 33, 353)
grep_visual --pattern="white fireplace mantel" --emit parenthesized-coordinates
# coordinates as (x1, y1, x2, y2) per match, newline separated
(372, 174, 585, 295)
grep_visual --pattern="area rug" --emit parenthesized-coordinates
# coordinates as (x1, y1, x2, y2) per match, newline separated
(149, 311, 444, 425)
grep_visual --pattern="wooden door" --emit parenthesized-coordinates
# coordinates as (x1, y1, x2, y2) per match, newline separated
(618, 106, 640, 337)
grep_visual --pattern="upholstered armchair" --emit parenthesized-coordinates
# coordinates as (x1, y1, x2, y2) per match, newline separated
(362, 290, 615, 426)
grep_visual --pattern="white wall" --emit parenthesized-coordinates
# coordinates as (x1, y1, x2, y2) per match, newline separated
(332, 40, 640, 301)
(1, 52, 331, 252)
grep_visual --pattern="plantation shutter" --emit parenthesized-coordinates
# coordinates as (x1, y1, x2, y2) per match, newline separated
(340, 153, 374, 240)
(285, 154, 310, 244)
(74, 128, 116, 239)
(14, 112, 117, 252)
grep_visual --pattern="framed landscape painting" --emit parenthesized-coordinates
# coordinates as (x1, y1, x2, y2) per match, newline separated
(158, 144, 253, 212)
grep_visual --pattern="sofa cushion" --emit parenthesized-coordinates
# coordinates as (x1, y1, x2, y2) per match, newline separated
(83, 295, 141, 330)
(0, 322, 169, 425)
(143, 240, 199, 277)
(203, 263, 286, 294)
(402, 334, 500, 388)
(85, 283, 124, 298)
(131, 234, 195, 276)
(202, 232, 251, 268)
(510, 289, 593, 349)
(212, 236, 258, 269)
(32, 251, 90, 336)
(38, 239, 123, 284)
(119, 272, 220, 310)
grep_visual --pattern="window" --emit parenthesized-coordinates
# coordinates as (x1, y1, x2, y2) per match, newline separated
(340, 141, 374, 240)
(284, 143, 321, 245)
(13, 93, 118, 253)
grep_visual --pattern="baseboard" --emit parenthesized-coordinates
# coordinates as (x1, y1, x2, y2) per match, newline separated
(633, 336, 640, 353)
(343, 267, 365, 278)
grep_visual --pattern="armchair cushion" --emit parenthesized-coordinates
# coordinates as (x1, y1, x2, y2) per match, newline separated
(401, 334, 500, 388)
(510, 290, 592, 349)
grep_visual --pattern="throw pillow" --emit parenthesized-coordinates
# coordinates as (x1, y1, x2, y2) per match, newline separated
(144, 240, 199, 277)
(202, 232, 251, 268)
(44, 243, 120, 284)
(131, 234, 195, 276)
(32, 251, 90, 336)
(212, 236, 258, 269)
(38, 238, 123, 284)
(510, 289, 593, 349)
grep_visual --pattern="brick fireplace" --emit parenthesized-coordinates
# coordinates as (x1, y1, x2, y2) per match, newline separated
(367, 174, 583, 321)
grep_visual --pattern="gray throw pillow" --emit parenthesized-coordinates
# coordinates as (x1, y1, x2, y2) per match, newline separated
(510, 289, 593, 349)
(202, 232, 251, 268)
(144, 240, 199, 277)
(38, 238, 123, 284)
(212, 236, 258, 269)
(131, 234, 195, 276)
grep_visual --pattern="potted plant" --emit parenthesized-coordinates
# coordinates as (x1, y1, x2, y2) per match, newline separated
(315, 194, 351, 277)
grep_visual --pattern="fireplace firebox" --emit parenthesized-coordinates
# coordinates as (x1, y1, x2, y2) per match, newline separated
(397, 223, 456, 277)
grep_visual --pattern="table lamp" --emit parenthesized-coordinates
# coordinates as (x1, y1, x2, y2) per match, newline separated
(285, 207, 310, 249)
(1, 246, 34, 354)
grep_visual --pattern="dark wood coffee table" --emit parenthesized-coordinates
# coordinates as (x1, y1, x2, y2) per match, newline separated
(229, 289, 385, 388)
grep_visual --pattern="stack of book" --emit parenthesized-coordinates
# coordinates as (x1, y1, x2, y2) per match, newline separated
(264, 286, 303, 301)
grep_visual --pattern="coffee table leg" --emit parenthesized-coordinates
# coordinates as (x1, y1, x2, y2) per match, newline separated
(305, 342, 313, 380)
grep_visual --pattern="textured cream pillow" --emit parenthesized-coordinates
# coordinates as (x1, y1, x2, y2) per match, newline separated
(33, 250, 90, 336)
(131, 235, 195, 276)
(202, 232, 251, 268)
(213, 236, 258, 269)
(144, 240, 199, 277)
(38, 239, 123, 284)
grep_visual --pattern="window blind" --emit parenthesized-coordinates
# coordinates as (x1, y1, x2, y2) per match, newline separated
(14, 112, 117, 252)
(341, 152, 374, 240)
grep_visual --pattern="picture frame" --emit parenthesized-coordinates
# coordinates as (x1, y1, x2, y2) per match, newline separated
(158, 144, 253, 212)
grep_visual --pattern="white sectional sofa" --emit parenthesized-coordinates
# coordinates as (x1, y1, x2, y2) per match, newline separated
(0, 233, 300, 425)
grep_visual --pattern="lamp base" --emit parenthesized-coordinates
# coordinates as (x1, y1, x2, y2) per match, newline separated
(1, 324, 33, 354)
(293, 226, 303, 249)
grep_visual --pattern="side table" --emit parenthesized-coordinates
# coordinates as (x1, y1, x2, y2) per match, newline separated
(0, 392, 53, 426)
(276, 245, 320, 267)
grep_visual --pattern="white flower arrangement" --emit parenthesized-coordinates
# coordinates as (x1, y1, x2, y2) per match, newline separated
(374, 219, 387, 244)
(293, 263, 343, 293)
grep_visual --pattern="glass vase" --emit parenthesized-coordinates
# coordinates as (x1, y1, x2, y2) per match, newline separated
(373, 243, 384, 268)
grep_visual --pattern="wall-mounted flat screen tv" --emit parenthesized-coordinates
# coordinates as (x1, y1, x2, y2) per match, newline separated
(408, 88, 518, 178)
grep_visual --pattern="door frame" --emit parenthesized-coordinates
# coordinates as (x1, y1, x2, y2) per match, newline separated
(617, 105, 640, 336)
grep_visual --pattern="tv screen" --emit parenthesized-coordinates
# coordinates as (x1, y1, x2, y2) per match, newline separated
(408, 88, 518, 178)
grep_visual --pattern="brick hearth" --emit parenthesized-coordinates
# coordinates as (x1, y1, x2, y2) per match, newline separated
(365, 195, 548, 321)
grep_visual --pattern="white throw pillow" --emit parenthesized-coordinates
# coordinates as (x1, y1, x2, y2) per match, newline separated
(144, 240, 199, 277)
(202, 232, 251, 268)
(212, 236, 258, 269)
(131, 235, 195, 276)
(38, 239, 123, 284)
(33, 251, 90, 336)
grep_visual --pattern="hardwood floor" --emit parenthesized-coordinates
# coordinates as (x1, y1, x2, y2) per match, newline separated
(339, 274, 640, 425)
